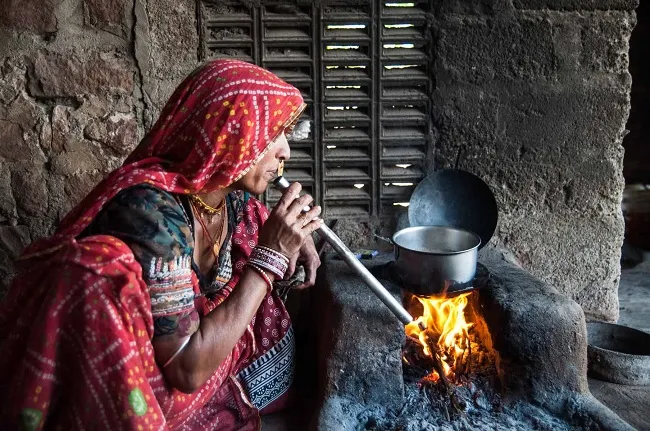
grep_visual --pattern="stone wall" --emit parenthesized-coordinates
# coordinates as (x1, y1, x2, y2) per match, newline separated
(0, 0, 199, 294)
(430, 0, 637, 321)
(0, 0, 638, 321)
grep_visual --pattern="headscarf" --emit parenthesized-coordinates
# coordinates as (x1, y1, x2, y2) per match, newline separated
(21, 59, 305, 259)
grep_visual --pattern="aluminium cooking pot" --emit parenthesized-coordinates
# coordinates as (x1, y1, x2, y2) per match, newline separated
(392, 225, 481, 296)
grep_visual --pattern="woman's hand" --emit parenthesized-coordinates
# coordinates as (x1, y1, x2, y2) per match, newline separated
(285, 235, 321, 289)
(258, 182, 323, 258)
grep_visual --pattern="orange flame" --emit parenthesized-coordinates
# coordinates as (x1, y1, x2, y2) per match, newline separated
(405, 292, 473, 381)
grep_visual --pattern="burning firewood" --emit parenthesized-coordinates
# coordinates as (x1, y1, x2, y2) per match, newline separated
(432, 345, 464, 413)
(402, 292, 477, 415)
(405, 335, 464, 414)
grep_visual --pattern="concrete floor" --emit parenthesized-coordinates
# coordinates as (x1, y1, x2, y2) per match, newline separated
(617, 256, 650, 333)
(589, 378, 650, 431)
(588, 250, 650, 431)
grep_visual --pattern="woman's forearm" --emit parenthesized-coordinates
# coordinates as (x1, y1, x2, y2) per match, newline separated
(163, 268, 272, 393)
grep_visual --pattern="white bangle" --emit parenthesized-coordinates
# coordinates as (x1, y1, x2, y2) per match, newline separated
(162, 336, 191, 369)
(246, 262, 274, 292)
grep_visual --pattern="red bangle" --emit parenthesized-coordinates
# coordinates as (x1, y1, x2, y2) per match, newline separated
(246, 263, 274, 293)
(256, 245, 290, 263)
(249, 246, 289, 279)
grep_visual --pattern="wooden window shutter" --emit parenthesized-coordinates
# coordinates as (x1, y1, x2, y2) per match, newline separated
(199, 0, 432, 219)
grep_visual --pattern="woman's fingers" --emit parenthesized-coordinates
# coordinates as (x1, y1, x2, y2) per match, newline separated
(276, 182, 302, 211)
(260, 181, 323, 257)
(301, 217, 324, 235)
(286, 193, 314, 217)
(293, 205, 321, 228)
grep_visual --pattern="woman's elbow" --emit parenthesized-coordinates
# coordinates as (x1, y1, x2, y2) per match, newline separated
(164, 364, 207, 394)
(176, 377, 203, 394)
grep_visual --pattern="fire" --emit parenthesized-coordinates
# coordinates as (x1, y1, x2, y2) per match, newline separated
(404, 292, 473, 382)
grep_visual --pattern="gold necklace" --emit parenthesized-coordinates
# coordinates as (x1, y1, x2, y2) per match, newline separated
(189, 195, 226, 223)
(190, 200, 227, 263)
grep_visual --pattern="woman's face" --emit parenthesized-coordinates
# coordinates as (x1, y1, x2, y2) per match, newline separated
(234, 132, 290, 195)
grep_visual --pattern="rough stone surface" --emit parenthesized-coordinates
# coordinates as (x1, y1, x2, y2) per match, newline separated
(431, 5, 636, 321)
(3, 92, 44, 130)
(0, 225, 31, 297)
(514, 0, 638, 10)
(580, 12, 636, 74)
(0, 0, 144, 294)
(433, 0, 511, 15)
(0, 119, 46, 164)
(435, 15, 556, 84)
(0, 163, 17, 222)
(478, 248, 589, 409)
(48, 101, 127, 177)
(84, 0, 129, 37)
(50, 104, 74, 154)
(84, 113, 138, 156)
(0, 58, 27, 105)
(50, 144, 107, 176)
(0, 225, 31, 260)
(12, 162, 48, 218)
(28, 50, 134, 97)
(139, 0, 199, 126)
(0, 0, 61, 36)
(497, 212, 623, 321)
(311, 255, 405, 425)
(0, 120, 25, 161)
(329, 218, 377, 251)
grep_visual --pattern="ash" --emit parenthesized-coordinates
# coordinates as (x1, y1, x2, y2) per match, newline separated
(355, 331, 578, 431)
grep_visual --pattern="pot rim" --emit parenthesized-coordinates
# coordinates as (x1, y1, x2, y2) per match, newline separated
(586, 322, 650, 358)
(391, 225, 481, 255)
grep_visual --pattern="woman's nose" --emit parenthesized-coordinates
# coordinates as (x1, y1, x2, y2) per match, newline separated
(276, 133, 291, 160)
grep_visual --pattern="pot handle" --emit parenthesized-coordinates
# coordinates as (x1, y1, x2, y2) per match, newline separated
(373, 234, 394, 245)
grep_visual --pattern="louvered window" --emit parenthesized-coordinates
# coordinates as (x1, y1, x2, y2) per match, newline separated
(199, 1, 432, 219)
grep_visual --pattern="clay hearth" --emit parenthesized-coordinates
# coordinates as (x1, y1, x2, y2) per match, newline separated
(305, 249, 634, 430)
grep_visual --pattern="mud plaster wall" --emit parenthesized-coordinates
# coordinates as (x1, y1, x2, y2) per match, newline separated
(0, 0, 199, 293)
(429, 0, 637, 322)
(0, 0, 638, 322)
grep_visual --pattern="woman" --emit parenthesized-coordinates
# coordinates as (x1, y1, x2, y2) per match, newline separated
(0, 59, 322, 430)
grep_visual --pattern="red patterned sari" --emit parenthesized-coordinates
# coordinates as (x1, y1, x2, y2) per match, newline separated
(0, 60, 305, 430)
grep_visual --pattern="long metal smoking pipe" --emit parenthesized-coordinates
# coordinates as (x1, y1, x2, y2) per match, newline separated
(273, 176, 414, 325)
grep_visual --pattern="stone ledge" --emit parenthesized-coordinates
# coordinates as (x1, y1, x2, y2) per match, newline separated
(311, 254, 405, 422)
(479, 247, 632, 429)
(311, 249, 633, 430)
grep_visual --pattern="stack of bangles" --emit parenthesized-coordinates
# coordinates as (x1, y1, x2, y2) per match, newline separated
(246, 245, 290, 292)
(163, 246, 289, 369)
